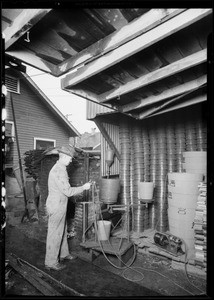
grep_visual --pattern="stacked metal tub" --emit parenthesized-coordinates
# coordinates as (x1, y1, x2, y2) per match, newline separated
(132, 124, 147, 232)
(149, 121, 168, 232)
(119, 120, 131, 230)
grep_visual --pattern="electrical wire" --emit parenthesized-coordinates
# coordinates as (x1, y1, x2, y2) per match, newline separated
(91, 181, 206, 295)
(181, 238, 206, 295)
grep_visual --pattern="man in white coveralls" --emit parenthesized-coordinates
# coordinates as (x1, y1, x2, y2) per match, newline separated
(45, 145, 91, 271)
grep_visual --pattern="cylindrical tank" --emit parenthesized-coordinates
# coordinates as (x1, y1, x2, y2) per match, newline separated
(99, 178, 120, 204)
(167, 172, 203, 259)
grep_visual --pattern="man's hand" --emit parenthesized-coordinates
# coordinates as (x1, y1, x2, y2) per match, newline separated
(83, 182, 91, 190)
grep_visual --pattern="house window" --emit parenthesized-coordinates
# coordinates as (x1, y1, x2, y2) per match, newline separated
(5, 75, 20, 94)
(34, 138, 56, 150)
(5, 121, 15, 139)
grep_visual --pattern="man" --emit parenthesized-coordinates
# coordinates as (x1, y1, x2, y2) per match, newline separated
(45, 145, 91, 271)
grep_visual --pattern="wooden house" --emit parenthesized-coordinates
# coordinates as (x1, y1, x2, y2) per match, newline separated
(4, 68, 80, 170)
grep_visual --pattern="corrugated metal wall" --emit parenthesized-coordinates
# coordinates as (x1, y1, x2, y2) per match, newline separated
(5, 72, 71, 166)
(86, 100, 115, 120)
(118, 104, 207, 233)
(100, 122, 120, 176)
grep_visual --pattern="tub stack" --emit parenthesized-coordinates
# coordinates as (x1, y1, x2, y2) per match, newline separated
(174, 120, 186, 172)
(194, 182, 207, 270)
(141, 126, 151, 230)
(149, 124, 168, 232)
(196, 120, 207, 151)
(119, 121, 131, 230)
(184, 116, 198, 152)
(119, 121, 131, 206)
(167, 172, 203, 259)
(132, 124, 147, 233)
(166, 122, 177, 173)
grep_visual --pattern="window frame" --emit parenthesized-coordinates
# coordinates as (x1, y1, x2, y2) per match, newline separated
(33, 137, 56, 150)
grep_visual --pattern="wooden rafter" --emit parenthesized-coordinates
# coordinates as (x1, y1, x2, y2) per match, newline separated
(99, 49, 207, 103)
(4, 9, 52, 50)
(61, 9, 211, 87)
(147, 94, 207, 118)
(6, 48, 57, 74)
(120, 75, 207, 113)
(57, 8, 185, 75)
(137, 86, 206, 119)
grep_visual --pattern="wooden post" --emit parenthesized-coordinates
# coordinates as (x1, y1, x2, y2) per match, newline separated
(10, 93, 29, 222)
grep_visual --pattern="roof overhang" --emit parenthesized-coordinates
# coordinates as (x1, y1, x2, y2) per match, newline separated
(2, 8, 212, 120)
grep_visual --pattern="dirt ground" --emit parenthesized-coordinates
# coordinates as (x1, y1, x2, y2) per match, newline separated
(4, 218, 208, 298)
(3, 186, 208, 298)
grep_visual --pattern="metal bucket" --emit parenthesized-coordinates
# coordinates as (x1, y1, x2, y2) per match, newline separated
(99, 178, 120, 204)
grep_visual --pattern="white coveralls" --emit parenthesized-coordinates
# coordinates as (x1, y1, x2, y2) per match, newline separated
(45, 160, 84, 267)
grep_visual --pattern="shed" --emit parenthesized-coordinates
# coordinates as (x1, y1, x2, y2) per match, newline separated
(2, 6, 212, 275)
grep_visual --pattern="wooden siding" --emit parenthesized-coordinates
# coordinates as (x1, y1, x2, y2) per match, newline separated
(5, 72, 71, 166)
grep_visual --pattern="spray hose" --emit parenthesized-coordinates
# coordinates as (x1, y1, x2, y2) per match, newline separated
(91, 182, 144, 282)
(88, 181, 206, 292)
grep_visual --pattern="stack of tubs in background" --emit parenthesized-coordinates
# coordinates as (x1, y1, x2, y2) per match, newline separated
(132, 124, 147, 233)
(174, 118, 186, 172)
(141, 126, 151, 229)
(166, 122, 177, 174)
(185, 116, 198, 152)
(167, 172, 204, 259)
(119, 121, 131, 230)
(130, 134, 135, 230)
(149, 124, 168, 232)
(196, 120, 207, 151)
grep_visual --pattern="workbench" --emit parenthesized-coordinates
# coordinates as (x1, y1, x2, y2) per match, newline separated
(80, 237, 135, 267)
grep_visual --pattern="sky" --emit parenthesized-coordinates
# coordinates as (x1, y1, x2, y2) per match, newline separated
(26, 66, 99, 134)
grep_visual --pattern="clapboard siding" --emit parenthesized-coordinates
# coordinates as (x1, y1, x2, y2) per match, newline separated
(5, 70, 73, 166)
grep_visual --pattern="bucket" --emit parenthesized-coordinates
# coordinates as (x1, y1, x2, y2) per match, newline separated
(138, 182, 154, 200)
(97, 220, 111, 241)
(99, 178, 120, 204)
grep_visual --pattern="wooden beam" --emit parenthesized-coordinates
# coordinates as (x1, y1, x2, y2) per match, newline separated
(57, 9, 185, 75)
(99, 49, 207, 103)
(61, 9, 211, 88)
(8, 255, 61, 296)
(63, 88, 116, 111)
(121, 75, 207, 112)
(138, 87, 206, 119)
(4, 9, 52, 50)
(146, 94, 207, 118)
(94, 119, 120, 161)
(6, 49, 57, 74)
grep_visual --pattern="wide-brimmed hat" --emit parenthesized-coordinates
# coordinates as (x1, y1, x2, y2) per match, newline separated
(58, 145, 76, 157)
